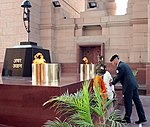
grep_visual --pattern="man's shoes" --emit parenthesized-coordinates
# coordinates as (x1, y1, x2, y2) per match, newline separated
(123, 116, 131, 123)
(135, 119, 147, 124)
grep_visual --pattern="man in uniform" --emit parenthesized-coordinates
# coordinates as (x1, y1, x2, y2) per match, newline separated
(109, 54, 146, 124)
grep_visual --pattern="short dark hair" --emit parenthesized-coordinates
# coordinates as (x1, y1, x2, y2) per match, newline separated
(110, 54, 119, 62)
(96, 64, 106, 75)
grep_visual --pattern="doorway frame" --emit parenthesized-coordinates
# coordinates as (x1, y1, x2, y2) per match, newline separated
(76, 43, 105, 73)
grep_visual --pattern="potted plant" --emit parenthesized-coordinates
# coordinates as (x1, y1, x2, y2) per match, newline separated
(43, 80, 126, 127)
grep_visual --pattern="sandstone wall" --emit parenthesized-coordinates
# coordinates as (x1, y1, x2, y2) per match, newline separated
(0, 0, 149, 64)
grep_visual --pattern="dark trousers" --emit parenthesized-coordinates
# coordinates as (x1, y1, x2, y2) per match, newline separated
(124, 88, 146, 122)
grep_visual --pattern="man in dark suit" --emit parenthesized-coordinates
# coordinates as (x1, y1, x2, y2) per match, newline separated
(110, 54, 146, 124)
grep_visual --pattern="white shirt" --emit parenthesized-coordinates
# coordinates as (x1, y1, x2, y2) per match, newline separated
(103, 71, 114, 92)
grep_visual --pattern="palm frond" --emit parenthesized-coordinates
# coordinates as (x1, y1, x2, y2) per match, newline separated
(90, 80, 125, 127)
(43, 118, 73, 127)
(103, 98, 115, 109)
(42, 80, 125, 127)
(68, 81, 94, 126)
(106, 110, 126, 127)
(91, 81, 105, 117)
(43, 89, 84, 115)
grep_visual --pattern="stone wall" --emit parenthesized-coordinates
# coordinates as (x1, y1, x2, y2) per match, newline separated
(0, 0, 84, 63)
(0, 0, 150, 88)
(0, 1, 26, 62)
(0, 0, 42, 63)
(1, 0, 149, 63)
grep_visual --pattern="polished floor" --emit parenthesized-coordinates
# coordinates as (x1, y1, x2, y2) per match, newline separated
(125, 96, 150, 127)
(0, 73, 81, 87)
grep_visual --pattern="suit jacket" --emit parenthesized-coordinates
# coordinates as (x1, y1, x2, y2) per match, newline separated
(111, 61, 138, 94)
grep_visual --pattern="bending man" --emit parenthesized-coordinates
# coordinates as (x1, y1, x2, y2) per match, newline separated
(109, 54, 146, 124)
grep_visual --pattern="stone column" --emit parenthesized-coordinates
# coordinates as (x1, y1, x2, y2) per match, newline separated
(104, 0, 116, 15)
(146, 2, 150, 95)
(146, 64, 150, 95)
(126, 0, 134, 15)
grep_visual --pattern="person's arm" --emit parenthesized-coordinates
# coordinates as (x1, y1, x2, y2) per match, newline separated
(111, 66, 124, 85)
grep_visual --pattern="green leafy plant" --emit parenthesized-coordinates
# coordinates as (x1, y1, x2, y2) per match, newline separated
(43, 118, 72, 127)
(43, 80, 126, 127)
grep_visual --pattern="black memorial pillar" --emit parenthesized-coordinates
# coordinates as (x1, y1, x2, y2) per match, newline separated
(2, 42, 51, 77)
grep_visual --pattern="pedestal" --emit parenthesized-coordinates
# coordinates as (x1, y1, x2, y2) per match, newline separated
(80, 64, 95, 81)
(32, 63, 61, 85)
(146, 64, 150, 95)
(2, 44, 51, 77)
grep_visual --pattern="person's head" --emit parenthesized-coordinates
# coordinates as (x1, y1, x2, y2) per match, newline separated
(110, 54, 120, 66)
(97, 64, 106, 75)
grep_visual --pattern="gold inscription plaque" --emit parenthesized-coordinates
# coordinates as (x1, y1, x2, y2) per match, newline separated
(13, 58, 22, 69)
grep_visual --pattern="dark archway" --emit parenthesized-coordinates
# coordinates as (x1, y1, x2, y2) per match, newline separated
(79, 43, 105, 64)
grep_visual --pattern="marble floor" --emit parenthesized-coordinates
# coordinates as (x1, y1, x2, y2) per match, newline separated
(0, 74, 149, 127)
(125, 96, 150, 127)
(0, 73, 81, 87)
